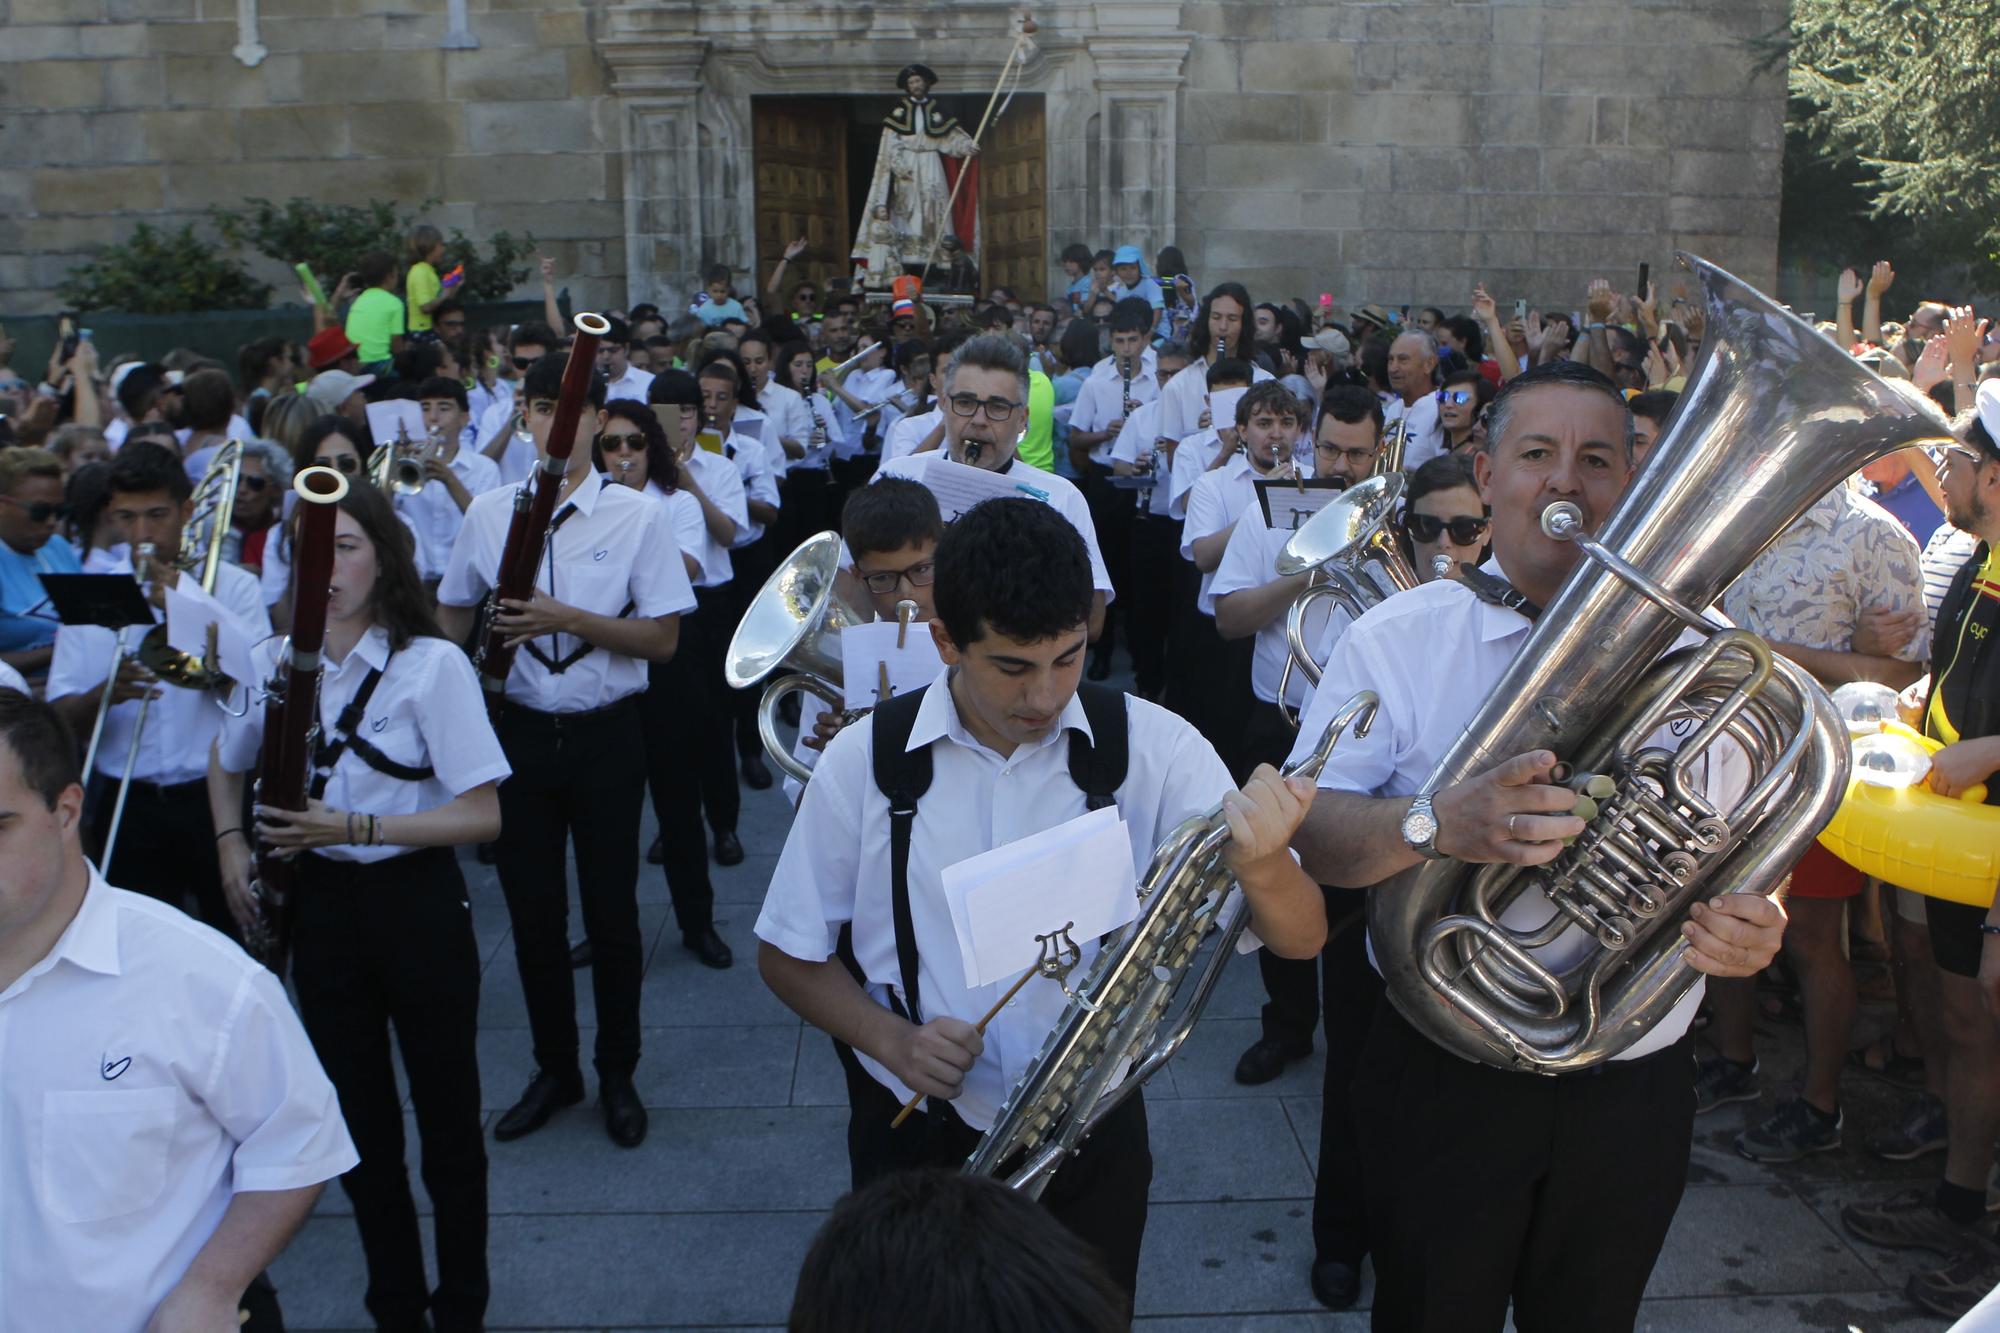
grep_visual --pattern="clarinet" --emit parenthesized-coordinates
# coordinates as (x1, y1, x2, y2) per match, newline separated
(246, 465, 351, 974)
(471, 313, 609, 717)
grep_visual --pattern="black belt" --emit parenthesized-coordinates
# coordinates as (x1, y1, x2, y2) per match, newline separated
(498, 694, 641, 732)
(98, 773, 205, 801)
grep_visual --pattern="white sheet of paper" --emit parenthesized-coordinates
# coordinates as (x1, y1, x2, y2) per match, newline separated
(1206, 386, 1247, 430)
(922, 456, 1054, 521)
(839, 619, 942, 710)
(165, 582, 255, 685)
(941, 805, 1141, 989)
(1255, 478, 1346, 533)
(365, 399, 427, 450)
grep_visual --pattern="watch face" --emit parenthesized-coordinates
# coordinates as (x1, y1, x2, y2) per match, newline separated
(1403, 806, 1438, 846)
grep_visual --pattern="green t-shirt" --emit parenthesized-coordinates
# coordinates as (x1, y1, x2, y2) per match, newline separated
(1018, 368, 1055, 472)
(405, 261, 440, 332)
(345, 287, 405, 364)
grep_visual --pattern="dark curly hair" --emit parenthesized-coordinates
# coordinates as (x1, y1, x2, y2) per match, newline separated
(934, 498, 1092, 648)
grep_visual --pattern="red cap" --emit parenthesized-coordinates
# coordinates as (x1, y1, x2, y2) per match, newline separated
(306, 327, 358, 371)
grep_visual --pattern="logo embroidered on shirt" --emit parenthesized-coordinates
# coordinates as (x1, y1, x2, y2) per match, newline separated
(594, 549, 609, 561)
(372, 716, 388, 732)
(100, 1053, 132, 1081)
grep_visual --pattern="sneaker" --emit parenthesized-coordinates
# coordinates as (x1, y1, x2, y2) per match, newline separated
(1734, 1097, 1842, 1163)
(1844, 1188, 1995, 1256)
(1909, 1246, 2000, 1320)
(1865, 1092, 1948, 1162)
(1694, 1055, 1761, 1115)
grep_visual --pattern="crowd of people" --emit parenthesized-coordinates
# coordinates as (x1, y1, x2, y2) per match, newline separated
(0, 218, 1997, 1333)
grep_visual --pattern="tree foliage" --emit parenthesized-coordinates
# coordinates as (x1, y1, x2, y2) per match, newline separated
(212, 196, 537, 303)
(1772, 0, 2000, 286)
(57, 222, 273, 315)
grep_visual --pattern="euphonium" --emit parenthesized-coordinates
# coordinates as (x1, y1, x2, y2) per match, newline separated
(1369, 254, 1957, 1072)
(1272, 473, 1428, 727)
(1375, 416, 1411, 477)
(965, 691, 1380, 1196)
(723, 531, 877, 786)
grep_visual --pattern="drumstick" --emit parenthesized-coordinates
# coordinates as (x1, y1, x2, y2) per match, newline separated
(889, 966, 1038, 1128)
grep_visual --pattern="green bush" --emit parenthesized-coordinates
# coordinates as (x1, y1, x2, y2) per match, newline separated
(213, 196, 536, 303)
(57, 222, 274, 315)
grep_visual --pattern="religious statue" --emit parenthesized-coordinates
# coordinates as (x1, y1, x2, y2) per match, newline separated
(852, 63, 980, 292)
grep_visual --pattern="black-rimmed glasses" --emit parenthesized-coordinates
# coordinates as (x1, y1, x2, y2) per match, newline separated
(946, 393, 1023, 420)
(856, 560, 936, 595)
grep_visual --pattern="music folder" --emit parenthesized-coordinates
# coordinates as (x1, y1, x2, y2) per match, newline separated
(39, 574, 155, 631)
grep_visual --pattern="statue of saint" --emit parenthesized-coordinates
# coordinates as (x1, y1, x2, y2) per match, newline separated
(852, 64, 980, 290)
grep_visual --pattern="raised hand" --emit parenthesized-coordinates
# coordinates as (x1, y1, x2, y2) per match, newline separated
(1866, 260, 1895, 298)
(783, 236, 809, 261)
(1585, 279, 1617, 323)
(1946, 305, 1989, 386)
(1471, 283, 1498, 324)
(1910, 335, 1951, 392)
(1837, 268, 1863, 305)
(538, 253, 557, 285)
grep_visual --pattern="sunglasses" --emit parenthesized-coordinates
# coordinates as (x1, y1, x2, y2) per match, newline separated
(511, 356, 535, 371)
(0, 496, 69, 523)
(1438, 389, 1475, 406)
(856, 560, 936, 595)
(598, 431, 647, 450)
(1405, 512, 1490, 545)
(315, 454, 361, 474)
(240, 474, 269, 491)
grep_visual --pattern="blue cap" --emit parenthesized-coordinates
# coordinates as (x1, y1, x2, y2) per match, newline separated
(1113, 245, 1143, 266)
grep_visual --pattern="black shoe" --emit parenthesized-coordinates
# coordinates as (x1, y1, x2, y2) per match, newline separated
(492, 1068, 583, 1142)
(474, 840, 497, 865)
(646, 834, 664, 866)
(570, 938, 592, 969)
(1233, 1036, 1312, 1086)
(600, 1072, 648, 1148)
(713, 830, 745, 866)
(1310, 1259, 1361, 1310)
(740, 752, 774, 790)
(683, 926, 734, 970)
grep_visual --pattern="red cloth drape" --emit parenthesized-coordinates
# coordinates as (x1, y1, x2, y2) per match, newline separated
(941, 156, 980, 257)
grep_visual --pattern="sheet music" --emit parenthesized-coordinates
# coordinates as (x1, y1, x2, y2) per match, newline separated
(941, 805, 1141, 988)
(364, 399, 426, 447)
(838, 619, 943, 710)
(1255, 477, 1347, 532)
(920, 456, 1054, 521)
(165, 581, 256, 685)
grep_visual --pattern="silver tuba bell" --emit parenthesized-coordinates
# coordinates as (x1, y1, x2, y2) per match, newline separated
(1369, 254, 1957, 1073)
(724, 531, 877, 786)
(1272, 473, 1429, 727)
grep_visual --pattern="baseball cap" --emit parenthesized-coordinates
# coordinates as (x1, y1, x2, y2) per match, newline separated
(306, 326, 358, 371)
(1112, 245, 1143, 266)
(1303, 328, 1351, 358)
(305, 369, 376, 414)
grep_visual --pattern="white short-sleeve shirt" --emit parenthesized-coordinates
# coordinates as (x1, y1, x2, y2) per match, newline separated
(46, 561, 271, 786)
(873, 450, 1115, 599)
(0, 870, 357, 1331)
(436, 469, 697, 712)
(640, 478, 727, 587)
(1180, 452, 1295, 613)
(395, 447, 502, 584)
(604, 364, 655, 405)
(1209, 513, 1350, 711)
(1157, 357, 1272, 443)
(724, 429, 782, 547)
(756, 672, 1234, 1130)
(215, 627, 511, 862)
(882, 407, 945, 464)
(675, 449, 750, 578)
(1165, 428, 1226, 521)
(1070, 355, 1162, 466)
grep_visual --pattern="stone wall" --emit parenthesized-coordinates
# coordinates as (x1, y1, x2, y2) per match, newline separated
(0, 0, 1786, 317)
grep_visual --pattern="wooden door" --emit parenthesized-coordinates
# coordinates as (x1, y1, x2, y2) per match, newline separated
(752, 100, 849, 297)
(979, 95, 1046, 302)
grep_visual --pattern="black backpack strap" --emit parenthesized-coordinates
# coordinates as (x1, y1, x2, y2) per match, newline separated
(1067, 682, 1130, 811)
(870, 685, 935, 1026)
(1457, 564, 1542, 622)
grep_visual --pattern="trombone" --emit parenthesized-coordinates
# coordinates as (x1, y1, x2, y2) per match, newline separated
(88, 442, 243, 864)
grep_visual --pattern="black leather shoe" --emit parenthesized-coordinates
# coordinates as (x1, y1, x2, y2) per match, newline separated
(740, 751, 774, 790)
(1233, 1036, 1312, 1086)
(713, 830, 745, 866)
(493, 1068, 583, 1142)
(1310, 1259, 1361, 1310)
(569, 937, 592, 969)
(683, 926, 734, 970)
(600, 1073, 648, 1148)
(646, 834, 664, 866)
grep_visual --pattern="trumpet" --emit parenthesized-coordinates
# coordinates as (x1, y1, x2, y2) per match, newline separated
(368, 423, 436, 497)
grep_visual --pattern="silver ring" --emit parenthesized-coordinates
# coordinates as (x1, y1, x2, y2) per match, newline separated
(1507, 814, 1520, 840)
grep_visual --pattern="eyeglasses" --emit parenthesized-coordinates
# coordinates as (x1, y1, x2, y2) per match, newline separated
(598, 431, 647, 450)
(946, 393, 1023, 420)
(0, 496, 69, 523)
(511, 356, 535, 371)
(1405, 512, 1490, 545)
(1438, 389, 1475, 406)
(1316, 445, 1380, 470)
(239, 474, 269, 491)
(856, 560, 936, 595)
(1942, 443, 2000, 468)
(315, 454, 361, 474)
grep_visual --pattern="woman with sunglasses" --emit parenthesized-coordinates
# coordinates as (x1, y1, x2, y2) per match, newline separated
(589, 402, 735, 969)
(1437, 369, 1494, 456)
(266, 417, 413, 628)
(210, 479, 506, 1333)
(1399, 452, 1490, 578)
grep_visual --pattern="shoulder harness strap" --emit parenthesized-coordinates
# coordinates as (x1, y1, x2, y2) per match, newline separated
(870, 685, 935, 1026)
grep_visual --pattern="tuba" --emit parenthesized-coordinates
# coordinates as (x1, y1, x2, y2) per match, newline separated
(1369, 254, 1957, 1072)
(724, 530, 877, 786)
(966, 691, 1380, 1196)
(1272, 473, 1432, 727)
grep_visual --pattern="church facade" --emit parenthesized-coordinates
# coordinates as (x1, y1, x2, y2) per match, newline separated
(0, 0, 1787, 315)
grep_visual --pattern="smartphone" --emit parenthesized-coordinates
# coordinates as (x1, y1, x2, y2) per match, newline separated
(56, 314, 78, 363)
(1514, 298, 1528, 322)
(1636, 262, 1650, 298)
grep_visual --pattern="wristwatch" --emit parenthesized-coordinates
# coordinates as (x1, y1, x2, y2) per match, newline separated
(1401, 793, 1446, 861)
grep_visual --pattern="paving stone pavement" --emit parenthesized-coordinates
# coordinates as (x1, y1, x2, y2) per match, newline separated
(272, 685, 1975, 1332)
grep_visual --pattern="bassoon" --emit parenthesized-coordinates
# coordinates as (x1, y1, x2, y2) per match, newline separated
(472, 312, 609, 714)
(247, 464, 350, 973)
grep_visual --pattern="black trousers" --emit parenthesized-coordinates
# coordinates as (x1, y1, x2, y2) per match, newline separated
(686, 590, 741, 836)
(1082, 463, 1135, 653)
(290, 848, 487, 1333)
(639, 654, 716, 936)
(87, 773, 236, 942)
(840, 1044, 1154, 1299)
(777, 466, 835, 554)
(1126, 513, 1180, 699)
(1354, 1004, 1695, 1332)
(1312, 888, 1381, 1268)
(493, 698, 646, 1077)
(726, 534, 777, 758)
(1232, 698, 1328, 1052)
(829, 453, 879, 523)
(1163, 555, 1210, 730)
